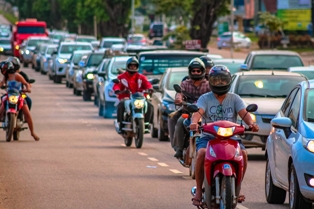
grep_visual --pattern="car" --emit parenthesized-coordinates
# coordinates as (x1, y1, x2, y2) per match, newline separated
(31, 43, 52, 71)
(0, 25, 11, 38)
(59, 33, 77, 43)
(148, 22, 167, 39)
(0, 38, 12, 55)
(81, 51, 106, 101)
(206, 54, 223, 61)
(75, 35, 97, 43)
(240, 50, 304, 71)
(229, 71, 308, 149)
(97, 56, 131, 118)
(39, 44, 58, 75)
(73, 54, 89, 96)
(50, 42, 93, 83)
(127, 34, 147, 45)
(138, 50, 206, 80)
(91, 40, 100, 50)
(99, 37, 126, 51)
(65, 50, 92, 88)
(125, 45, 167, 55)
(50, 32, 68, 44)
(265, 80, 314, 209)
(150, 67, 189, 141)
(217, 31, 251, 49)
(289, 66, 314, 79)
(213, 59, 244, 75)
(21, 36, 51, 67)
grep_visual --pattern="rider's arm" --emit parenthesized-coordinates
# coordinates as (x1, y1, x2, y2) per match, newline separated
(191, 108, 204, 124)
(16, 73, 31, 92)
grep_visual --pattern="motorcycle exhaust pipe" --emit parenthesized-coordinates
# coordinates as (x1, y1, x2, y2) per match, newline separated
(191, 186, 197, 196)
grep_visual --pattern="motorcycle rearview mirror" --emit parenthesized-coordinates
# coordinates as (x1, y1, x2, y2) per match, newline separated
(246, 104, 258, 112)
(112, 79, 120, 84)
(28, 79, 35, 84)
(173, 84, 182, 93)
(186, 104, 199, 113)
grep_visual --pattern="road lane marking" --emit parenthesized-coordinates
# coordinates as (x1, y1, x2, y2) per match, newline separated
(138, 152, 147, 156)
(148, 157, 158, 162)
(237, 205, 248, 209)
(157, 163, 169, 167)
(169, 169, 182, 174)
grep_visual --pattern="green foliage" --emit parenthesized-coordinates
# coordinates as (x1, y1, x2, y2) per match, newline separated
(163, 25, 190, 49)
(0, 10, 17, 24)
(259, 11, 284, 33)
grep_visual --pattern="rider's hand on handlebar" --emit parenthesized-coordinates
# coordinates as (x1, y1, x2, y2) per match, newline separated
(189, 123, 199, 132)
(174, 99, 182, 105)
(249, 123, 259, 132)
(114, 90, 121, 95)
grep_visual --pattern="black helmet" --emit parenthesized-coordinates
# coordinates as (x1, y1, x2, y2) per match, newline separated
(208, 65, 232, 95)
(188, 58, 205, 80)
(200, 56, 215, 69)
(7, 57, 20, 71)
(126, 57, 139, 73)
(0, 61, 15, 75)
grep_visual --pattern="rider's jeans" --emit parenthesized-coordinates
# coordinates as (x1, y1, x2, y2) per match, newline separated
(173, 116, 189, 151)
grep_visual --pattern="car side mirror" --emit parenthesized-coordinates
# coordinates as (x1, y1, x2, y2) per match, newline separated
(240, 64, 248, 71)
(112, 78, 119, 84)
(271, 117, 292, 138)
(152, 84, 160, 92)
(150, 78, 160, 85)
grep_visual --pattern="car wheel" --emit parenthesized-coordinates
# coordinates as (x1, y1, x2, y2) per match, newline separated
(23, 62, 28, 68)
(151, 123, 158, 138)
(265, 159, 286, 204)
(103, 101, 115, 118)
(98, 99, 104, 117)
(289, 164, 312, 209)
(66, 81, 69, 88)
(158, 116, 168, 141)
(94, 95, 98, 106)
(83, 90, 92, 101)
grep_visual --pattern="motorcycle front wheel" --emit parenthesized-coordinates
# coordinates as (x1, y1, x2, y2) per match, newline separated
(6, 113, 16, 142)
(134, 118, 144, 148)
(220, 176, 233, 209)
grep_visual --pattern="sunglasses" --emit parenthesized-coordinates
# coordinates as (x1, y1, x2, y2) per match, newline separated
(191, 70, 201, 73)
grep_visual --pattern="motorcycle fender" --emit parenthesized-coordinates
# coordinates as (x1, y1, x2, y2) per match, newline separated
(213, 162, 236, 177)
(6, 109, 17, 114)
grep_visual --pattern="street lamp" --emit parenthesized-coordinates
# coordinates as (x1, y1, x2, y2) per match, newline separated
(131, 0, 135, 34)
(230, 0, 234, 58)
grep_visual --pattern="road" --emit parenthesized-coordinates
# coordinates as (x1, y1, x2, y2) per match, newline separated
(0, 62, 302, 209)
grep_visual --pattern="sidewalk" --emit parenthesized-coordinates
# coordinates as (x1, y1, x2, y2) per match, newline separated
(208, 46, 314, 66)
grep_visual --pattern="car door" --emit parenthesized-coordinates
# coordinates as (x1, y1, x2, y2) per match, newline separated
(99, 59, 111, 103)
(274, 87, 301, 185)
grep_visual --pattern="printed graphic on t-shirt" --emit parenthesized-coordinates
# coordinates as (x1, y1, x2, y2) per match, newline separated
(208, 104, 234, 121)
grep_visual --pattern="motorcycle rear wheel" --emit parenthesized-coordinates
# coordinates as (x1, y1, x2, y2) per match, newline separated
(6, 113, 16, 142)
(135, 118, 144, 148)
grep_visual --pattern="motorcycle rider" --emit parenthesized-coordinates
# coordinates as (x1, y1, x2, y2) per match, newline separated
(7, 56, 32, 110)
(189, 65, 259, 207)
(172, 58, 211, 158)
(0, 61, 40, 141)
(113, 57, 154, 133)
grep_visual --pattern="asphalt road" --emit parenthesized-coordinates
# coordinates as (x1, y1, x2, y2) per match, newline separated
(0, 60, 306, 209)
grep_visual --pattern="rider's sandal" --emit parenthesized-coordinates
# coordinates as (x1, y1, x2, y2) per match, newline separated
(237, 194, 245, 203)
(192, 197, 203, 208)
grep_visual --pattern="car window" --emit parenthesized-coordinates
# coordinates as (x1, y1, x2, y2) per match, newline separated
(305, 89, 314, 122)
(244, 54, 251, 64)
(72, 53, 88, 65)
(281, 88, 299, 116)
(46, 47, 56, 55)
(167, 71, 188, 90)
(236, 75, 305, 97)
(291, 70, 314, 79)
(110, 60, 128, 75)
(86, 54, 104, 67)
(76, 38, 96, 43)
(0, 39, 10, 44)
(17, 26, 45, 34)
(102, 41, 125, 48)
(287, 89, 301, 128)
(251, 55, 304, 70)
(100, 59, 110, 72)
(138, 54, 201, 75)
(28, 39, 49, 47)
(60, 45, 92, 54)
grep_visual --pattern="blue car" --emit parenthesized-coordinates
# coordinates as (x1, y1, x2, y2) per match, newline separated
(265, 80, 314, 209)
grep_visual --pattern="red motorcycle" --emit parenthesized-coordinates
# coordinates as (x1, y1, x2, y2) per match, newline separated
(189, 104, 257, 209)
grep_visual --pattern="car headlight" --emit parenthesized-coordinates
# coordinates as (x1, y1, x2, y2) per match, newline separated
(134, 99, 144, 108)
(249, 113, 256, 122)
(25, 49, 29, 54)
(58, 58, 68, 64)
(303, 138, 314, 153)
(86, 73, 93, 80)
(8, 95, 18, 104)
(0, 47, 3, 52)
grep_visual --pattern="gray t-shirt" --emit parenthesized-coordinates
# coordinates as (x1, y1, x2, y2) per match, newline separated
(197, 92, 246, 125)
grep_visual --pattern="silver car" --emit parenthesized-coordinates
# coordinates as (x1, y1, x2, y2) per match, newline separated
(40, 44, 58, 75)
(50, 42, 93, 83)
(21, 37, 51, 67)
(229, 70, 307, 149)
(217, 31, 251, 49)
(0, 38, 12, 55)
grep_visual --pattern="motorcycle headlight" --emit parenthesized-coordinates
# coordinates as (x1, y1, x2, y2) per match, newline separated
(303, 138, 314, 153)
(58, 58, 67, 64)
(86, 73, 94, 80)
(8, 95, 18, 104)
(215, 126, 235, 137)
(134, 99, 144, 109)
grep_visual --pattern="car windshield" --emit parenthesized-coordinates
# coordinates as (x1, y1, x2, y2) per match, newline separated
(86, 54, 103, 67)
(39, 45, 46, 53)
(129, 36, 143, 42)
(76, 38, 96, 42)
(0, 39, 10, 44)
(305, 89, 314, 122)
(28, 39, 49, 47)
(167, 71, 188, 90)
(53, 34, 64, 40)
(111, 60, 128, 75)
(251, 55, 304, 70)
(214, 61, 241, 75)
(72, 53, 88, 65)
(103, 41, 125, 48)
(46, 47, 56, 55)
(60, 45, 92, 54)
(17, 26, 45, 34)
(236, 75, 306, 97)
(291, 70, 314, 79)
(139, 54, 202, 75)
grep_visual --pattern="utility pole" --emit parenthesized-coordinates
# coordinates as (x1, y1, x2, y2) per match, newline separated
(94, 16, 97, 38)
(230, 0, 234, 58)
(131, 0, 135, 34)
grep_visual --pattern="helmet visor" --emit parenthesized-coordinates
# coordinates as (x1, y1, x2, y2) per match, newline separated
(209, 74, 231, 86)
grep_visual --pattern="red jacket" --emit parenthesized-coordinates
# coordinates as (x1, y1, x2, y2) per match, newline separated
(113, 71, 152, 100)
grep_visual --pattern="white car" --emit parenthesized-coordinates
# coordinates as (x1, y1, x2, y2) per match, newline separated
(217, 31, 251, 49)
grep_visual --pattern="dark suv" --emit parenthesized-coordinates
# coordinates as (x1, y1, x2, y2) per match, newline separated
(81, 51, 105, 101)
(149, 23, 166, 39)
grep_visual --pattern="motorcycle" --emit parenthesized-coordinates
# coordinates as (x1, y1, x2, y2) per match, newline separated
(112, 79, 152, 148)
(189, 103, 258, 209)
(0, 79, 35, 142)
(173, 84, 200, 179)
